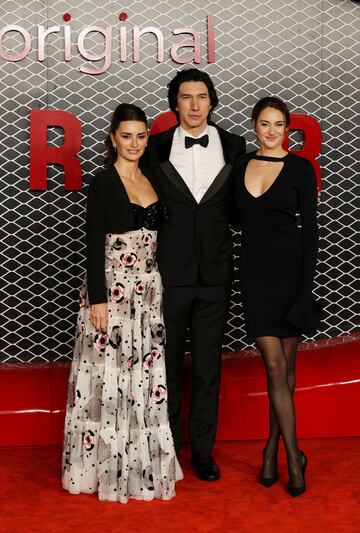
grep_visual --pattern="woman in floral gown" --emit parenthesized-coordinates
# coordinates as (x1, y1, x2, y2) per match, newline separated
(62, 103, 183, 503)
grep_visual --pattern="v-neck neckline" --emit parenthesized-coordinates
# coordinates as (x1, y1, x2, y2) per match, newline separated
(243, 153, 288, 199)
(112, 165, 158, 208)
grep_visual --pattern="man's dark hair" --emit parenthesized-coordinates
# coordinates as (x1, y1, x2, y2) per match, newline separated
(167, 68, 219, 122)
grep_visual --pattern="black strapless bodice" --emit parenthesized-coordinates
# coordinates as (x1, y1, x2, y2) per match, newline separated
(131, 200, 167, 231)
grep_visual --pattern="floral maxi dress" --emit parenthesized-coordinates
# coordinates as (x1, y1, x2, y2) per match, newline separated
(62, 218, 183, 503)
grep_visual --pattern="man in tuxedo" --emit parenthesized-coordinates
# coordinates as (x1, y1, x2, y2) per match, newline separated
(143, 69, 245, 481)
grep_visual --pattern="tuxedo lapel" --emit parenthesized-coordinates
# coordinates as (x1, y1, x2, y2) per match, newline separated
(200, 164, 232, 204)
(154, 123, 235, 204)
(212, 123, 236, 164)
(198, 124, 236, 204)
(156, 125, 178, 163)
(155, 123, 237, 164)
(154, 125, 197, 203)
(160, 161, 197, 203)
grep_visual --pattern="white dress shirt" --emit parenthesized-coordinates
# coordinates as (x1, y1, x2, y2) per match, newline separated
(169, 125, 225, 203)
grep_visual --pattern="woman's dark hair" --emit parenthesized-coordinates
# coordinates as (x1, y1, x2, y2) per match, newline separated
(167, 68, 219, 122)
(251, 96, 290, 127)
(104, 103, 147, 167)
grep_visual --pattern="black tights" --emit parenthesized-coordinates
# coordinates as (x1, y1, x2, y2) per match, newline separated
(255, 336, 303, 484)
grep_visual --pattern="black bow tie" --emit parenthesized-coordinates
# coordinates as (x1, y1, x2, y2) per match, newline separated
(184, 134, 209, 149)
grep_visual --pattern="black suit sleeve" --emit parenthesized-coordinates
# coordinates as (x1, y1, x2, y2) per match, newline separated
(140, 145, 150, 169)
(234, 135, 246, 158)
(229, 155, 242, 226)
(229, 152, 249, 226)
(141, 134, 159, 168)
(86, 174, 108, 305)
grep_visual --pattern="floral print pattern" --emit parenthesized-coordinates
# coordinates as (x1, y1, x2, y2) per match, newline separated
(143, 352, 153, 372)
(109, 282, 125, 303)
(151, 323, 166, 345)
(135, 281, 146, 294)
(151, 385, 167, 404)
(120, 252, 137, 267)
(83, 429, 96, 451)
(62, 228, 183, 503)
(94, 333, 107, 352)
(141, 233, 152, 246)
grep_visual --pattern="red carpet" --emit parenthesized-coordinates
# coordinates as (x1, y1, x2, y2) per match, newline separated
(1, 439, 359, 532)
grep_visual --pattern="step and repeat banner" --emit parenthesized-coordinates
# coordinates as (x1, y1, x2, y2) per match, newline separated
(0, 0, 358, 362)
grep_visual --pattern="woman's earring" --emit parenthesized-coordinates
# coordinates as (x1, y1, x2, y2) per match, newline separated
(113, 144, 117, 150)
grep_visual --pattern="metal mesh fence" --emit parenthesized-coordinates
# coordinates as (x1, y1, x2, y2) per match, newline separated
(0, 0, 359, 361)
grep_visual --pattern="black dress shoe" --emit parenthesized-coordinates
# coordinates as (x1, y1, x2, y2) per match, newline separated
(191, 455, 221, 481)
(288, 451, 307, 497)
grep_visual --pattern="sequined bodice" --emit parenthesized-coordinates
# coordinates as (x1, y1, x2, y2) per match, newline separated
(131, 200, 166, 231)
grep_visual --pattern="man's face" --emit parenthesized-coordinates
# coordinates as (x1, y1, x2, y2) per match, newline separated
(176, 81, 212, 135)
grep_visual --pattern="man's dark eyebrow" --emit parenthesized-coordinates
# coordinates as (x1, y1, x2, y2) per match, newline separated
(180, 92, 209, 96)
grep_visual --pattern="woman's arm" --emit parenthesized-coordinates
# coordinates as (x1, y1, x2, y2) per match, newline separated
(297, 158, 319, 293)
(86, 173, 108, 331)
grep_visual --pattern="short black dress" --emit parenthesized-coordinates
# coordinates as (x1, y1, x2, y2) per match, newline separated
(233, 151, 322, 338)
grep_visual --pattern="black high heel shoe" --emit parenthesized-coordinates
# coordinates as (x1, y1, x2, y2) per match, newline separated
(288, 450, 307, 497)
(259, 471, 278, 488)
(259, 449, 278, 488)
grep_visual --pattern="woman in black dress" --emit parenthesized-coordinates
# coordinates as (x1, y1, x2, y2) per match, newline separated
(62, 103, 182, 503)
(233, 97, 321, 496)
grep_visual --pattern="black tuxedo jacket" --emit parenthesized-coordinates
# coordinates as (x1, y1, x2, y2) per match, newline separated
(142, 123, 246, 286)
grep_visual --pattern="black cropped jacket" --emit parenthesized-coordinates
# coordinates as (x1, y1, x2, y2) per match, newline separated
(85, 165, 161, 304)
